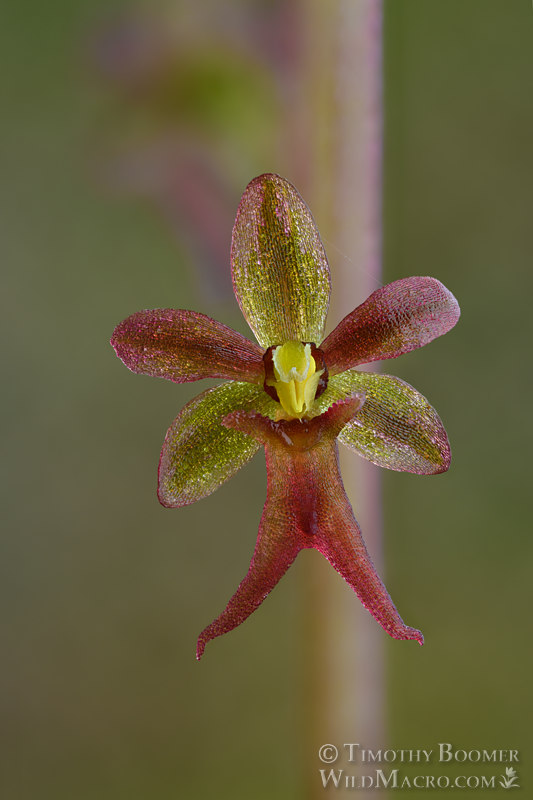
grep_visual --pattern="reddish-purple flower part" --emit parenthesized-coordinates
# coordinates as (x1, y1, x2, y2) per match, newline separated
(111, 173, 460, 659)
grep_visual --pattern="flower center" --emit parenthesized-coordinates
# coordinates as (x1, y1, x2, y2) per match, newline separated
(263, 341, 328, 419)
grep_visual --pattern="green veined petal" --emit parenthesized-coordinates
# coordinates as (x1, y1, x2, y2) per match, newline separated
(158, 382, 278, 507)
(315, 371, 451, 474)
(231, 174, 331, 348)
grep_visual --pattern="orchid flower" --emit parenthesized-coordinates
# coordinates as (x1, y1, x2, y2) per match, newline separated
(111, 173, 460, 659)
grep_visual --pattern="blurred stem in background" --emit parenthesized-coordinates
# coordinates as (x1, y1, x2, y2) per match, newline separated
(300, 1, 385, 797)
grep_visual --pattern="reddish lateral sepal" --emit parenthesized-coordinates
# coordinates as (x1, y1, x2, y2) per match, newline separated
(111, 308, 264, 384)
(321, 277, 460, 374)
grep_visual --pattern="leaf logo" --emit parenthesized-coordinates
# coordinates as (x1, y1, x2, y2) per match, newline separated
(499, 766, 520, 789)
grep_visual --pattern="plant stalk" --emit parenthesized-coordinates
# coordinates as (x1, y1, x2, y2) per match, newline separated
(298, 1, 385, 797)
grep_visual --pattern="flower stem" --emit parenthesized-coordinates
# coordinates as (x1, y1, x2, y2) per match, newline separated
(299, 1, 385, 796)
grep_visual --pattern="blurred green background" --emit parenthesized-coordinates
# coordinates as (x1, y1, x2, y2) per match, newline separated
(2, 1, 532, 798)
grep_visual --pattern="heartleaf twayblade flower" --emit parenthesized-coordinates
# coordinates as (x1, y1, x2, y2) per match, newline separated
(111, 173, 460, 659)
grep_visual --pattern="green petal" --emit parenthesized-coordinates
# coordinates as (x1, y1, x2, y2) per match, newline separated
(315, 371, 451, 474)
(158, 382, 278, 507)
(231, 174, 331, 348)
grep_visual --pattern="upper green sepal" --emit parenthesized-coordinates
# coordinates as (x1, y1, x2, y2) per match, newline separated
(231, 174, 331, 349)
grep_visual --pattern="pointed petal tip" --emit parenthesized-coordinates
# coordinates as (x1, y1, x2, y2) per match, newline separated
(385, 620, 424, 645)
(435, 452, 451, 475)
(432, 276, 461, 319)
(409, 276, 461, 328)
(431, 433, 452, 475)
(110, 322, 128, 364)
(245, 172, 282, 188)
(196, 637, 206, 661)
(406, 627, 424, 646)
(156, 481, 183, 509)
